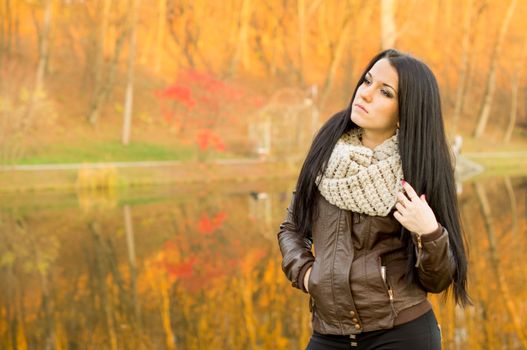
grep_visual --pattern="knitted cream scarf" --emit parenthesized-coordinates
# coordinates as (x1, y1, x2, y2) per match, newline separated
(315, 128, 404, 216)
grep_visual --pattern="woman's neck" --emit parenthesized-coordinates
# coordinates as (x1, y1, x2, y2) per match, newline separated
(360, 129, 396, 150)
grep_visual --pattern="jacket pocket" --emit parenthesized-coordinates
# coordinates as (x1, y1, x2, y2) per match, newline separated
(307, 258, 333, 323)
(350, 253, 394, 329)
(384, 254, 427, 312)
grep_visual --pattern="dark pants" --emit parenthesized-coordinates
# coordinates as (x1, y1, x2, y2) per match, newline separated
(306, 309, 441, 350)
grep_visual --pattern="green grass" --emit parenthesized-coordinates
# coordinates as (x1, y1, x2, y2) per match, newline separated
(17, 141, 198, 164)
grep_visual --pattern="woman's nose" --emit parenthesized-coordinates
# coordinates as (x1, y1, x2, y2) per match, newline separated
(359, 86, 373, 102)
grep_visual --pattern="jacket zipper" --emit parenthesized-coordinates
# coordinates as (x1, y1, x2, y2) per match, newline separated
(414, 234, 423, 268)
(379, 257, 398, 317)
(347, 211, 357, 321)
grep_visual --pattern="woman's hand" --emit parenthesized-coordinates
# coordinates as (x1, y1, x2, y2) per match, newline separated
(304, 267, 312, 292)
(393, 180, 439, 235)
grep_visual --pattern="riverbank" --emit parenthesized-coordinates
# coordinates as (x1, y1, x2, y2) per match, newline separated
(1, 152, 526, 193)
(0, 158, 300, 193)
(463, 152, 527, 178)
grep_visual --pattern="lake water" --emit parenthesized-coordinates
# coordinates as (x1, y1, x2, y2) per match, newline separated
(0, 175, 525, 349)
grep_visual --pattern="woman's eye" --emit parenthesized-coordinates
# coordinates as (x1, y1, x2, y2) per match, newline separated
(363, 78, 392, 97)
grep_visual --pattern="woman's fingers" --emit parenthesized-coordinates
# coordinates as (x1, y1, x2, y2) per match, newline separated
(401, 180, 420, 201)
(396, 192, 410, 206)
(393, 182, 439, 235)
(395, 202, 407, 214)
(393, 210, 403, 223)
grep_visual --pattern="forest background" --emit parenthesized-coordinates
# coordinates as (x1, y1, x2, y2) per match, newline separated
(1, 1, 527, 349)
(1, 0, 526, 175)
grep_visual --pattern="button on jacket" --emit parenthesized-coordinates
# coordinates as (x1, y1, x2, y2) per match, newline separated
(277, 190, 455, 335)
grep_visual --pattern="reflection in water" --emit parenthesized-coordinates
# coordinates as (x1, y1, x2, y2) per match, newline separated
(0, 176, 526, 349)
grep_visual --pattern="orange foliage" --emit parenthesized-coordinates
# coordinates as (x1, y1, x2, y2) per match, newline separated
(197, 210, 227, 234)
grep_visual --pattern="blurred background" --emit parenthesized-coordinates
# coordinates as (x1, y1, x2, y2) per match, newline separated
(0, 0, 526, 349)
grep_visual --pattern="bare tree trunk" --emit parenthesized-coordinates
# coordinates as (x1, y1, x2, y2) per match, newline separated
(452, 0, 475, 138)
(252, 0, 319, 82)
(13, 0, 20, 56)
(27, 225, 56, 349)
(166, 0, 193, 67)
(473, 0, 517, 138)
(504, 73, 520, 142)
(89, 221, 119, 350)
(239, 269, 257, 348)
(228, 0, 252, 75)
(474, 182, 527, 348)
(380, 0, 396, 49)
(297, 0, 306, 85)
(319, 1, 364, 109)
(504, 35, 527, 142)
(154, 0, 166, 73)
(0, 12, 3, 71)
(18, 0, 53, 155)
(64, 18, 82, 66)
(0, 0, 15, 67)
(503, 177, 518, 238)
(0, 0, 7, 71)
(122, 0, 140, 145)
(87, 0, 112, 125)
(438, 0, 454, 110)
(279, 1, 303, 83)
(34, 0, 52, 95)
(253, 28, 273, 77)
(296, 0, 324, 83)
(95, 0, 112, 111)
(269, 8, 279, 77)
(87, 12, 128, 124)
(166, 1, 207, 69)
(123, 205, 141, 327)
(380, 0, 416, 51)
(319, 19, 352, 108)
(6, 0, 13, 55)
(459, 199, 483, 349)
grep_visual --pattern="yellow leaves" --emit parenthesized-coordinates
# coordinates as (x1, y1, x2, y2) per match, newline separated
(239, 248, 266, 277)
(0, 252, 16, 268)
(260, 33, 272, 47)
(54, 319, 68, 350)
(0, 194, 306, 349)
(18, 87, 31, 104)
(75, 166, 119, 212)
(160, 277, 176, 350)
(139, 112, 154, 125)
(76, 166, 119, 192)
(36, 260, 49, 275)
(16, 319, 27, 350)
(114, 103, 124, 114)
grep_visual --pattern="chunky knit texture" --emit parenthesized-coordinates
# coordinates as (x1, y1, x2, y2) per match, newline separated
(315, 128, 404, 216)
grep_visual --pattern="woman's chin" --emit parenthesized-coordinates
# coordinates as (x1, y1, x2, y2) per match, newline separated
(350, 114, 365, 127)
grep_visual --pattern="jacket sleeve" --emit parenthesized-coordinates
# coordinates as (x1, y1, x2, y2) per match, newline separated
(277, 191, 315, 294)
(411, 222, 456, 293)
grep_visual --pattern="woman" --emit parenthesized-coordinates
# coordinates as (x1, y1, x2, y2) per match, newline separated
(277, 49, 470, 350)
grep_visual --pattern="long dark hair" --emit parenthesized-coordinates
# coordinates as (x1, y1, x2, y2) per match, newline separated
(292, 49, 470, 306)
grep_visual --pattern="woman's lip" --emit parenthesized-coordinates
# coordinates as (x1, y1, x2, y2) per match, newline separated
(354, 104, 368, 113)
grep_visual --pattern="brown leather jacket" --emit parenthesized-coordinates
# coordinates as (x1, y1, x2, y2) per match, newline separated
(277, 190, 455, 335)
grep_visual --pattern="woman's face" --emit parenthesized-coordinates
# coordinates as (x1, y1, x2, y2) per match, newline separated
(350, 58, 399, 137)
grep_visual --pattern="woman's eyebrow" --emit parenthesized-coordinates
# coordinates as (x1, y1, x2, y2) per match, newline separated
(366, 72, 397, 94)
